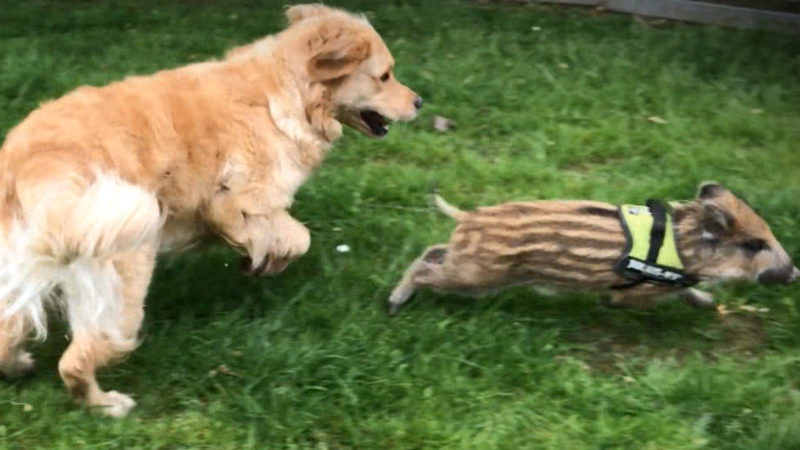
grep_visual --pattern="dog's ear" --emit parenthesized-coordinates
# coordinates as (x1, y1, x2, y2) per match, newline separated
(307, 25, 371, 81)
(286, 4, 336, 26)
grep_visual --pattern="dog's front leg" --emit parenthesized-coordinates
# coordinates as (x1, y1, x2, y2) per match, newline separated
(204, 188, 310, 275)
(240, 210, 311, 275)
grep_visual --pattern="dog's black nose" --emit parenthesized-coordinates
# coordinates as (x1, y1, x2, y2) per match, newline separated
(414, 96, 423, 110)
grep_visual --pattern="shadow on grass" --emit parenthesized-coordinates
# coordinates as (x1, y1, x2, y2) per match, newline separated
(402, 285, 771, 372)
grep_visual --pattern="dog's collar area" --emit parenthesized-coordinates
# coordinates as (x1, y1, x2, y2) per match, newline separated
(612, 199, 698, 290)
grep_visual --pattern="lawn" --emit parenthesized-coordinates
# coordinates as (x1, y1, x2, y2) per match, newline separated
(1, 0, 800, 448)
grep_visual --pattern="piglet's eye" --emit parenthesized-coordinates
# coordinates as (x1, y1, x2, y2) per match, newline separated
(742, 239, 768, 253)
(380, 71, 390, 82)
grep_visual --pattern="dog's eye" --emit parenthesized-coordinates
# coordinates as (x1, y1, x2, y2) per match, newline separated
(741, 239, 768, 253)
(380, 71, 390, 82)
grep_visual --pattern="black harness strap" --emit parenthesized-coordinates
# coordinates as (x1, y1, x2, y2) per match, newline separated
(644, 199, 667, 265)
(611, 199, 668, 291)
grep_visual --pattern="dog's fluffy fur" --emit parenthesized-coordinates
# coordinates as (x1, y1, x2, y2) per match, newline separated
(0, 4, 419, 416)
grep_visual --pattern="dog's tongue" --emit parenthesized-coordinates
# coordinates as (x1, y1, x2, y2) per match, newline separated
(360, 110, 388, 136)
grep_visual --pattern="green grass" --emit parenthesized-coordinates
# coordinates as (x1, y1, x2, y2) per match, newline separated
(2, 0, 800, 448)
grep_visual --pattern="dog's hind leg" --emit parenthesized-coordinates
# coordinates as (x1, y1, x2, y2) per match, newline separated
(0, 312, 35, 378)
(388, 245, 448, 315)
(58, 247, 155, 417)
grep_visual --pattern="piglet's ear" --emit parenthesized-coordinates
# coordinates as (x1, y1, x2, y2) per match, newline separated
(701, 203, 734, 240)
(697, 182, 727, 199)
(307, 26, 370, 81)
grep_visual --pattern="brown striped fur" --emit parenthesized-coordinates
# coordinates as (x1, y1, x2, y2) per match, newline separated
(389, 183, 798, 314)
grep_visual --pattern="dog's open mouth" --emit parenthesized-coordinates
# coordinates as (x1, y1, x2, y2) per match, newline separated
(360, 110, 389, 137)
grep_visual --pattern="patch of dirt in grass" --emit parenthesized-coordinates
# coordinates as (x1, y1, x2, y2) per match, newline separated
(564, 312, 768, 372)
(564, 324, 645, 372)
(714, 313, 767, 356)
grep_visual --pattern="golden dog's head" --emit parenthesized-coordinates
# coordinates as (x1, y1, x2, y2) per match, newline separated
(286, 4, 422, 138)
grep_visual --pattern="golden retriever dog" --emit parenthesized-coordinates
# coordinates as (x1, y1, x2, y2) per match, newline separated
(0, 4, 420, 416)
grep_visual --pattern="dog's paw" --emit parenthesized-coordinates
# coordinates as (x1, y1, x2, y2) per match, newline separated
(261, 256, 291, 275)
(93, 390, 136, 418)
(0, 351, 35, 379)
(281, 221, 311, 259)
(243, 214, 311, 275)
(242, 255, 292, 276)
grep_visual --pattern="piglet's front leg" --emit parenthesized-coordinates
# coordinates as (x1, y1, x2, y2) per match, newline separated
(680, 288, 716, 310)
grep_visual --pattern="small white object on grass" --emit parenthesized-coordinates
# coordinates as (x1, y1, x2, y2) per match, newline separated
(336, 244, 351, 253)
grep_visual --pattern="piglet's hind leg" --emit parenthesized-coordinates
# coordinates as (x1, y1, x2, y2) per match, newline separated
(388, 245, 448, 315)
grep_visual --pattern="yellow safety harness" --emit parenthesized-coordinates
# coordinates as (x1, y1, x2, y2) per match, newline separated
(612, 199, 697, 289)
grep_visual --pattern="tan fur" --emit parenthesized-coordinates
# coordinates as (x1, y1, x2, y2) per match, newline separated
(389, 184, 797, 314)
(0, 4, 420, 416)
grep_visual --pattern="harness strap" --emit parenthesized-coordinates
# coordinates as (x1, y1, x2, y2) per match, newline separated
(645, 199, 667, 265)
(611, 199, 696, 290)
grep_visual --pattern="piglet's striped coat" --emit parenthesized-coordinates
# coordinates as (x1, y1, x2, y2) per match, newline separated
(388, 183, 798, 314)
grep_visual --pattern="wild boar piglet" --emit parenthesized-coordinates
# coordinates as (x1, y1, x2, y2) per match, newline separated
(388, 183, 798, 314)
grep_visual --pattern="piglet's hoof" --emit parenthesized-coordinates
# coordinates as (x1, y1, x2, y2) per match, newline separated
(387, 302, 403, 316)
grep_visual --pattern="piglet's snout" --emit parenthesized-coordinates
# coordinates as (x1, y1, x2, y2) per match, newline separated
(757, 265, 798, 285)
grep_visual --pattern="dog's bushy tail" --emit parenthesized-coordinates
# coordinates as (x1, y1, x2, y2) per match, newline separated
(0, 173, 161, 342)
